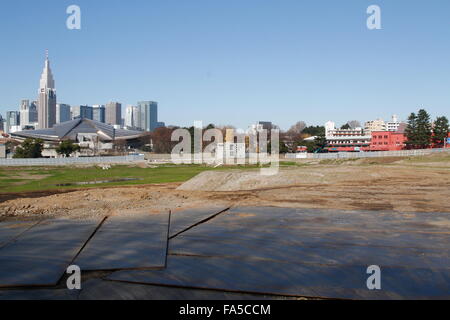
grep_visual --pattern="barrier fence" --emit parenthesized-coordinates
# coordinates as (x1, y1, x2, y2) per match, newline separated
(1, 148, 448, 166)
(0, 155, 145, 166)
(306, 148, 450, 160)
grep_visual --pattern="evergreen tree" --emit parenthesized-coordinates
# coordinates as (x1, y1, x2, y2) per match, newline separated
(433, 116, 449, 147)
(416, 109, 432, 148)
(13, 138, 44, 158)
(56, 140, 81, 157)
(313, 133, 327, 152)
(405, 113, 418, 148)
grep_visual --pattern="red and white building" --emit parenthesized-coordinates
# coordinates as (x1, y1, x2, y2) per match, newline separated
(325, 121, 371, 152)
(324, 120, 410, 152)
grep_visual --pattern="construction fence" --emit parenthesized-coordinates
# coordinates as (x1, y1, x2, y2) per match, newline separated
(295, 148, 450, 160)
(0, 155, 145, 167)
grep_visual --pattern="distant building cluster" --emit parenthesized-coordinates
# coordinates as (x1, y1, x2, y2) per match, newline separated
(324, 115, 408, 152)
(0, 52, 165, 135)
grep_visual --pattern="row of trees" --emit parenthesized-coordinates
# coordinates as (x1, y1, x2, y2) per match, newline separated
(405, 109, 449, 149)
(12, 139, 80, 158)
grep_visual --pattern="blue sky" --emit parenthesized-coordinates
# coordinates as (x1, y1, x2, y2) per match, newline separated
(1, 0, 449, 130)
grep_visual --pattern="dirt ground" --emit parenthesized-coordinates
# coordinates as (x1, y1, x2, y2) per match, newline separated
(1, 155, 449, 220)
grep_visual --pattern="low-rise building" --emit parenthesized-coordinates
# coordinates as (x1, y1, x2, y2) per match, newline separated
(11, 118, 146, 157)
(368, 131, 407, 151)
(386, 114, 401, 132)
(364, 118, 386, 135)
(216, 142, 246, 162)
(325, 121, 371, 152)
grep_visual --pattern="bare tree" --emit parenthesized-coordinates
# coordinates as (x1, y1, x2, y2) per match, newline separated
(151, 127, 176, 154)
(347, 120, 361, 129)
(288, 121, 307, 134)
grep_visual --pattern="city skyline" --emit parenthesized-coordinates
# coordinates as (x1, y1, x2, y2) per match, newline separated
(1, 1, 450, 130)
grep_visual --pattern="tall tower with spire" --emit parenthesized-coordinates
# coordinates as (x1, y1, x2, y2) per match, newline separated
(37, 50, 57, 129)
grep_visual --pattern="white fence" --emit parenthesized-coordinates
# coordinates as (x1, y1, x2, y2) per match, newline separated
(0, 155, 146, 167)
(306, 148, 450, 160)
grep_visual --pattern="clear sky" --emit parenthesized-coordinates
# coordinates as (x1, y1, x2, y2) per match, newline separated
(1, 0, 449, 130)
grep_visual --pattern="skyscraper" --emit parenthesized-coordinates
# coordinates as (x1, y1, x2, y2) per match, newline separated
(92, 105, 106, 123)
(137, 101, 158, 132)
(29, 101, 38, 123)
(20, 100, 30, 127)
(105, 102, 122, 126)
(19, 99, 38, 128)
(0, 114, 4, 132)
(6, 111, 20, 134)
(37, 51, 57, 129)
(71, 105, 93, 120)
(56, 104, 71, 123)
(125, 105, 141, 129)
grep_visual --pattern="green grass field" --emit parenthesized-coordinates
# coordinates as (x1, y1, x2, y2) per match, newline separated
(0, 162, 299, 193)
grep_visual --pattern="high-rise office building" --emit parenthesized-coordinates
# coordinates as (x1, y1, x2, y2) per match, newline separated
(0, 114, 4, 132)
(125, 105, 140, 129)
(29, 101, 38, 123)
(20, 100, 31, 127)
(92, 105, 106, 123)
(6, 111, 20, 134)
(37, 51, 57, 129)
(105, 102, 121, 126)
(20, 99, 39, 128)
(71, 105, 93, 120)
(56, 104, 71, 123)
(137, 101, 158, 132)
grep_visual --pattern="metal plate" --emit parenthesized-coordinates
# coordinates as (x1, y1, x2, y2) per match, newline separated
(108, 255, 450, 299)
(78, 279, 286, 300)
(0, 221, 40, 248)
(169, 235, 450, 269)
(0, 288, 78, 300)
(169, 206, 229, 238)
(75, 214, 170, 271)
(0, 219, 101, 288)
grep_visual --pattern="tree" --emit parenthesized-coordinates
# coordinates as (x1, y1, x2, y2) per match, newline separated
(405, 109, 433, 149)
(416, 109, 432, 148)
(340, 123, 351, 130)
(347, 120, 361, 129)
(405, 112, 418, 148)
(314, 133, 328, 152)
(151, 127, 176, 154)
(279, 142, 289, 154)
(13, 138, 44, 158)
(433, 116, 449, 147)
(302, 126, 325, 136)
(56, 140, 80, 157)
(288, 121, 307, 134)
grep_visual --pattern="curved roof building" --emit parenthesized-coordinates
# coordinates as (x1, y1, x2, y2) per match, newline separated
(12, 118, 145, 142)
